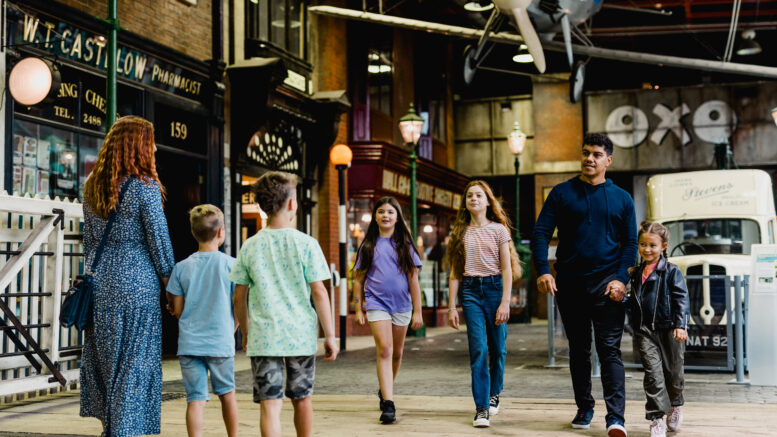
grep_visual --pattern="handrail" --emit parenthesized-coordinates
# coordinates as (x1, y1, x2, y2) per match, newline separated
(0, 192, 85, 398)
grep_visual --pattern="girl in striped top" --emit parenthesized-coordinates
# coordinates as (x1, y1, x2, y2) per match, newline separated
(446, 180, 522, 428)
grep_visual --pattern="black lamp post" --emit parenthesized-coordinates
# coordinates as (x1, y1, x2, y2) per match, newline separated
(398, 103, 424, 241)
(330, 144, 353, 351)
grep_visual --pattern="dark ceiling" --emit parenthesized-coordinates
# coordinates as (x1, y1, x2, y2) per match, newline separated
(351, 0, 777, 97)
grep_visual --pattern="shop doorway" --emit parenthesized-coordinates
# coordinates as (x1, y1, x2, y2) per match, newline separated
(155, 148, 206, 356)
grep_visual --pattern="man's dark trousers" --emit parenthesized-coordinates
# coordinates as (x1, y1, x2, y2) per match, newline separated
(555, 272, 626, 424)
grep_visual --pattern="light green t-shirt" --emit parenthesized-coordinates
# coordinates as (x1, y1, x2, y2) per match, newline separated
(229, 227, 330, 356)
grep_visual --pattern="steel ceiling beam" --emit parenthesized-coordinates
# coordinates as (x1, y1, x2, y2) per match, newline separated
(309, 5, 777, 79)
(591, 22, 777, 37)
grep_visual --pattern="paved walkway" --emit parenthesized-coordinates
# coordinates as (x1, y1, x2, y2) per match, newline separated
(2, 323, 777, 436)
(2, 392, 776, 436)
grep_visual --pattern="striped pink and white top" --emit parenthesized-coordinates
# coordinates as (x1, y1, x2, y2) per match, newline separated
(463, 221, 512, 277)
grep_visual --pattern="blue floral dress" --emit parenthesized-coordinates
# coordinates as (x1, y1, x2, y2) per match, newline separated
(80, 178, 174, 437)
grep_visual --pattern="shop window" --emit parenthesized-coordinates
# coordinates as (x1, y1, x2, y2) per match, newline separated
(12, 120, 77, 199)
(246, 0, 307, 60)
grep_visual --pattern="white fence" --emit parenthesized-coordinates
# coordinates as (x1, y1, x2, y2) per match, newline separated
(0, 192, 85, 399)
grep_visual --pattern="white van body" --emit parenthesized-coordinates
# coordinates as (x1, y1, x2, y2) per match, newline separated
(646, 170, 777, 325)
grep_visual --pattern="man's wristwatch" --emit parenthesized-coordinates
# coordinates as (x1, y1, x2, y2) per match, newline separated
(448, 307, 457, 312)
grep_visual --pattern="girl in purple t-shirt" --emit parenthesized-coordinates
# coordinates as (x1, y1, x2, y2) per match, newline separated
(353, 196, 423, 425)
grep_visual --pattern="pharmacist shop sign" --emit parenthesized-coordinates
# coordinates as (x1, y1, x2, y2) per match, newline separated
(14, 12, 206, 101)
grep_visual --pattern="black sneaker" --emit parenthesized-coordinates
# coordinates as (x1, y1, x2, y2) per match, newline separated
(378, 389, 384, 411)
(473, 408, 490, 428)
(489, 394, 500, 416)
(379, 400, 396, 424)
(571, 409, 594, 429)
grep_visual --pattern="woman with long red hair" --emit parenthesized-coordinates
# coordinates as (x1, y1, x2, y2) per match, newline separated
(79, 115, 175, 436)
(445, 180, 521, 428)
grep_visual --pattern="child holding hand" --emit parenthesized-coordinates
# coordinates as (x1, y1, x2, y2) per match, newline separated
(628, 222, 690, 437)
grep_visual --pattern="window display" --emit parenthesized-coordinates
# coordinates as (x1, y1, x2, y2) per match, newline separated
(12, 119, 90, 200)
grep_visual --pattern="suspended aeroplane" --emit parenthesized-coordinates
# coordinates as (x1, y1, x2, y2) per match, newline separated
(310, 3, 777, 103)
(463, 0, 602, 101)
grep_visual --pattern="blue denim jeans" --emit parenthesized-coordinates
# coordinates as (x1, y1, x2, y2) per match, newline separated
(461, 274, 507, 411)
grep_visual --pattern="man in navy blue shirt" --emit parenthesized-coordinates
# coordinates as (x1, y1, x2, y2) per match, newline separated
(531, 133, 637, 437)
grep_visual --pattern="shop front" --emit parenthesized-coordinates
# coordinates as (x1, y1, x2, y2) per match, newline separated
(347, 142, 469, 331)
(226, 58, 349, 249)
(6, 1, 225, 354)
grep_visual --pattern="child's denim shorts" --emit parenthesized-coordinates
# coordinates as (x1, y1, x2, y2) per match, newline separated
(179, 355, 235, 402)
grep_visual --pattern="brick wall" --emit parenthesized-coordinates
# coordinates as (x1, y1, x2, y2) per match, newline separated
(314, 6, 350, 335)
(314, 10, 348, 267)
(56, 0, 213, 61)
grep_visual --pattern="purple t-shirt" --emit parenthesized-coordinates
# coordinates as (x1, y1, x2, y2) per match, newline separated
(356, 237, 422, 314)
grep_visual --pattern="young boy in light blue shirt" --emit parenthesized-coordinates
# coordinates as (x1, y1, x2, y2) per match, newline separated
(167, 204, 238, 437)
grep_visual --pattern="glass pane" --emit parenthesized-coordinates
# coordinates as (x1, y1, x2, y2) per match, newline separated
(288, 0, 302, 57)
(259, 0, 268, 40)
(270, 0, 286, 50)
(79, 135, 103, 199)
(368, 48, 392, 115)
(664, 219, 760, 256)
(46, 126, 79, 199)
(12, 119, 77, 199)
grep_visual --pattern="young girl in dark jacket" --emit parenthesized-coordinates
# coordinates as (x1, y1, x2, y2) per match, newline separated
(628, 222, 690, 437)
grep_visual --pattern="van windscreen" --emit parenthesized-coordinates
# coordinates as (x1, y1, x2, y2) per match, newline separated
(663, 219, 760, 256)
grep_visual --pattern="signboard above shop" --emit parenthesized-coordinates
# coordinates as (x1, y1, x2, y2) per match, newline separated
(12, 10, 207, 102)
(14, 64, 143, 132)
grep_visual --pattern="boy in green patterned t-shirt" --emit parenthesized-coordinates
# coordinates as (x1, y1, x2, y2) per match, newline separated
(231, 171, 338, 437)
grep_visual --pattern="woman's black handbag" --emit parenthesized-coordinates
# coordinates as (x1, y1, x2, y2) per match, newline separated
(60, 183, 128, 330)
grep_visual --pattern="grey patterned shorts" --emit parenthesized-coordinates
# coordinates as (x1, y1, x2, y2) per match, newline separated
(250, 355, 316, 402)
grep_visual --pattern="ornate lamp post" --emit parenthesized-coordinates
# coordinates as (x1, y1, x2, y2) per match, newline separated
(398, 103, 424, 241)
(507, 121, 526, 241)
(330, 144, 353, 351)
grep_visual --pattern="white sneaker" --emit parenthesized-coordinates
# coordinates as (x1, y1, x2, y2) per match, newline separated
(473, 409, 490, 428)
(607, 421, 628, 437)
(650, 418, 667, 437)
(667, 406, 683, 432)
(489, 395, 500, 416)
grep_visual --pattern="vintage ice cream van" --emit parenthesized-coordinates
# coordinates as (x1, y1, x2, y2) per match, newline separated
(646, 170, 776, 334)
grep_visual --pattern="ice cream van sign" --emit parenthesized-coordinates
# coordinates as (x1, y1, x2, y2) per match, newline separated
(682, 182, 734, 201)
(605, 100, 736, 148)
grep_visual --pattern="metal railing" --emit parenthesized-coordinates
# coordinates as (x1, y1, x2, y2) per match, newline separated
(0, 192, 85, 400)
(545, 274, 749, 382)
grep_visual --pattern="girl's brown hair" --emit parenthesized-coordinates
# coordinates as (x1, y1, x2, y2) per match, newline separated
(638, 221, 670, 243)
(444, 180, 522, 281)
(84, 115, 164, 218)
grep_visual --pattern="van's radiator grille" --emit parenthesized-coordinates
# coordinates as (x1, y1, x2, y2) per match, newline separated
(686, 264, 727, 324)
